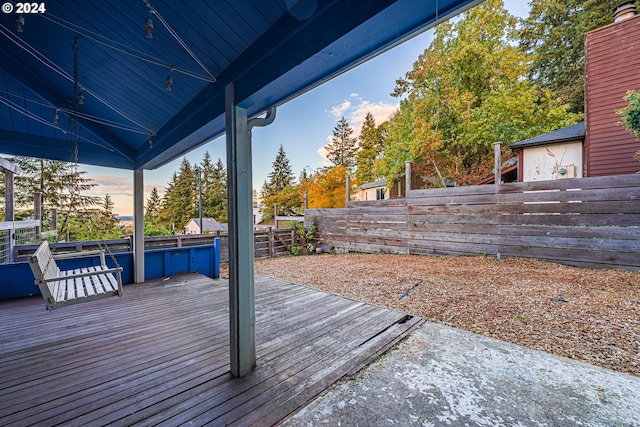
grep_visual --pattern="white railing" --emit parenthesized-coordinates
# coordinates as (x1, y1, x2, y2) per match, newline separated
(0, 220, 40, 264)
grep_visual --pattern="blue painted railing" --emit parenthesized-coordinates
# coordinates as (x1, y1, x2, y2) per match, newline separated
(0, 239, 220, 300)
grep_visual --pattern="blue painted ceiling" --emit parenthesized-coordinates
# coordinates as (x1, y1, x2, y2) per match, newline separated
(0, 0, 479, 170)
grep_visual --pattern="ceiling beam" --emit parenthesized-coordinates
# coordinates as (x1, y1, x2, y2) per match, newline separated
(0, 130, 135, 169)
(0, 49, 136, 163)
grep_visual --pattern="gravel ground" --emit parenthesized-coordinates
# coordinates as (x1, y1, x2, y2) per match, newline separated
(226, 254, 640, 377)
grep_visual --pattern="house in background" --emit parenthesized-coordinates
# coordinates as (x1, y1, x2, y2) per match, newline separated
(185, 218, 227, 235)
(510, 122, 585, 182)
(357, 179, 388, 201)
(511, 3, 639, 182)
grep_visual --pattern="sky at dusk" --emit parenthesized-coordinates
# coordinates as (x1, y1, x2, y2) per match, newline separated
(81, 1, 531, 216)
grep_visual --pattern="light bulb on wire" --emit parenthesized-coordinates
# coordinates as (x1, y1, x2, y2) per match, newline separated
(15, 14, 25, 32)
(166, 69, 173, 91)
(77, 91, 84, 105)
(53, 109, 59, 124)
(145, 15, 154, 39)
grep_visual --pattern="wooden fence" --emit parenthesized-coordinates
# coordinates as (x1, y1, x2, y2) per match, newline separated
(306, 174, 640, 270)
(13, 227, 298, 264)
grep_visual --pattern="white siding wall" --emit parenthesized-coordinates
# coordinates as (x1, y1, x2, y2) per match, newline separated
(522, 141, 583, 182)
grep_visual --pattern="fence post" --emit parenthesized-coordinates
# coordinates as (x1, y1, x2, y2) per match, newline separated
(405, 161, 411, 197)
(33, 192, 41, 238)
(274, 204, 278, 228)
(494, 141, 502, 187)
(346, 175, 351, 205)
(268, 227, 274, 257)
(304, 190, 308, 210)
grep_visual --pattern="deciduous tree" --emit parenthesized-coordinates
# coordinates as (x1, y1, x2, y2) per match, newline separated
(377, 0, 581, 187)
(306, 165, 348, 208)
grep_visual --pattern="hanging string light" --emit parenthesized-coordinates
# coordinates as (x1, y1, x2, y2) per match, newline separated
(15, 14, 25, 32)
(53, 108, 59, 124)
(165, 67, 173, 91)
(145, 13, 154, 39)
(77, 90, 84, 105)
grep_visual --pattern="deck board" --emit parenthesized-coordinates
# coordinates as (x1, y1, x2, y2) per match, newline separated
(0, 273, 422, 426)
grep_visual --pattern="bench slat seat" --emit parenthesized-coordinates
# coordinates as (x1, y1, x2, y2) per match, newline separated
(29, 242, 123, 311)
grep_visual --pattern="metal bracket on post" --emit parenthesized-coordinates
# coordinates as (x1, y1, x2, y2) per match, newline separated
(248, 107, 276, 134)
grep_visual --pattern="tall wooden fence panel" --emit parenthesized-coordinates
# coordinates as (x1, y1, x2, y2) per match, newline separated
(306, 175, 640, 270)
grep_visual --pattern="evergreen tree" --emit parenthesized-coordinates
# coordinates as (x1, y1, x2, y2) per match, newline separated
(264, 144, 295, 197)
(202, 155, 228, 223)
(326, 117, 357, 170)
(518, 0, 628, 114)
(144, 187, 162, 226)
(14, 157, 98, 216)
(355, 112, 384, 184)
(101, 194, 116, 227)
(159, 158, 197, 230)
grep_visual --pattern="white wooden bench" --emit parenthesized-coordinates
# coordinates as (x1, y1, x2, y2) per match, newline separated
(28, 241, 123, 311)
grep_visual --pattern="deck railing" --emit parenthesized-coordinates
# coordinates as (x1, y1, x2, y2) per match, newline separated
(0, 220, 40, 264)
(11, 227, 298, 263)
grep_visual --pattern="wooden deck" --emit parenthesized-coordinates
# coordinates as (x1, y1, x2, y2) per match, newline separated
(0, 273, 422, 426)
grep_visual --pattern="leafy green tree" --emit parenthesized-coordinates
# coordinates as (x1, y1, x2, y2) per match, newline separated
(378, 0, 581, 187)
(617, 90, 640, 140)
(355, 112, 385, 185)
(326, 117, 357, 171)
(518, 0, 630, 114)
(617, 89, 640, 162)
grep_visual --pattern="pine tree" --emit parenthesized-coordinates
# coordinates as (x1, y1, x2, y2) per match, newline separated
(259, 146, 301, 221)
(355, 112, 383, 184)
(326, 117, 357, 170)
(202, 156, 228, 223)
(264, 144, 295, 197)
(160, 158, 197, 230)
(145, 187, 162, 226)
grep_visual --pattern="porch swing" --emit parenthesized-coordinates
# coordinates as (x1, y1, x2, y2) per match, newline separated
(28, 39, 123, 311)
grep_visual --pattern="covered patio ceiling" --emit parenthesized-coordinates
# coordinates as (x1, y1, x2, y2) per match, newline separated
(0, 0, 480, 171)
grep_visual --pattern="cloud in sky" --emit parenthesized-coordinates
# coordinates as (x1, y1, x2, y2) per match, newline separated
(318, 95, 399, 163)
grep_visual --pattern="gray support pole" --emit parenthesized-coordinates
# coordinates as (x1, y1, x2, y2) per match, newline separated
(405, 161, 411, 197)
(494, 141, 502, 187)
(304, 190, 308, 210)
(226, 82, 256, 377)
(133, 169, 145, 283)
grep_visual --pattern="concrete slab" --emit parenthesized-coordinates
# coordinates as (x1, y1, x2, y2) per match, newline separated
(283, 322, 640, 426)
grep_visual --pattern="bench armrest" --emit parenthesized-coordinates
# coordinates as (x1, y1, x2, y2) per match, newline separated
(53, 250, 105, 260)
